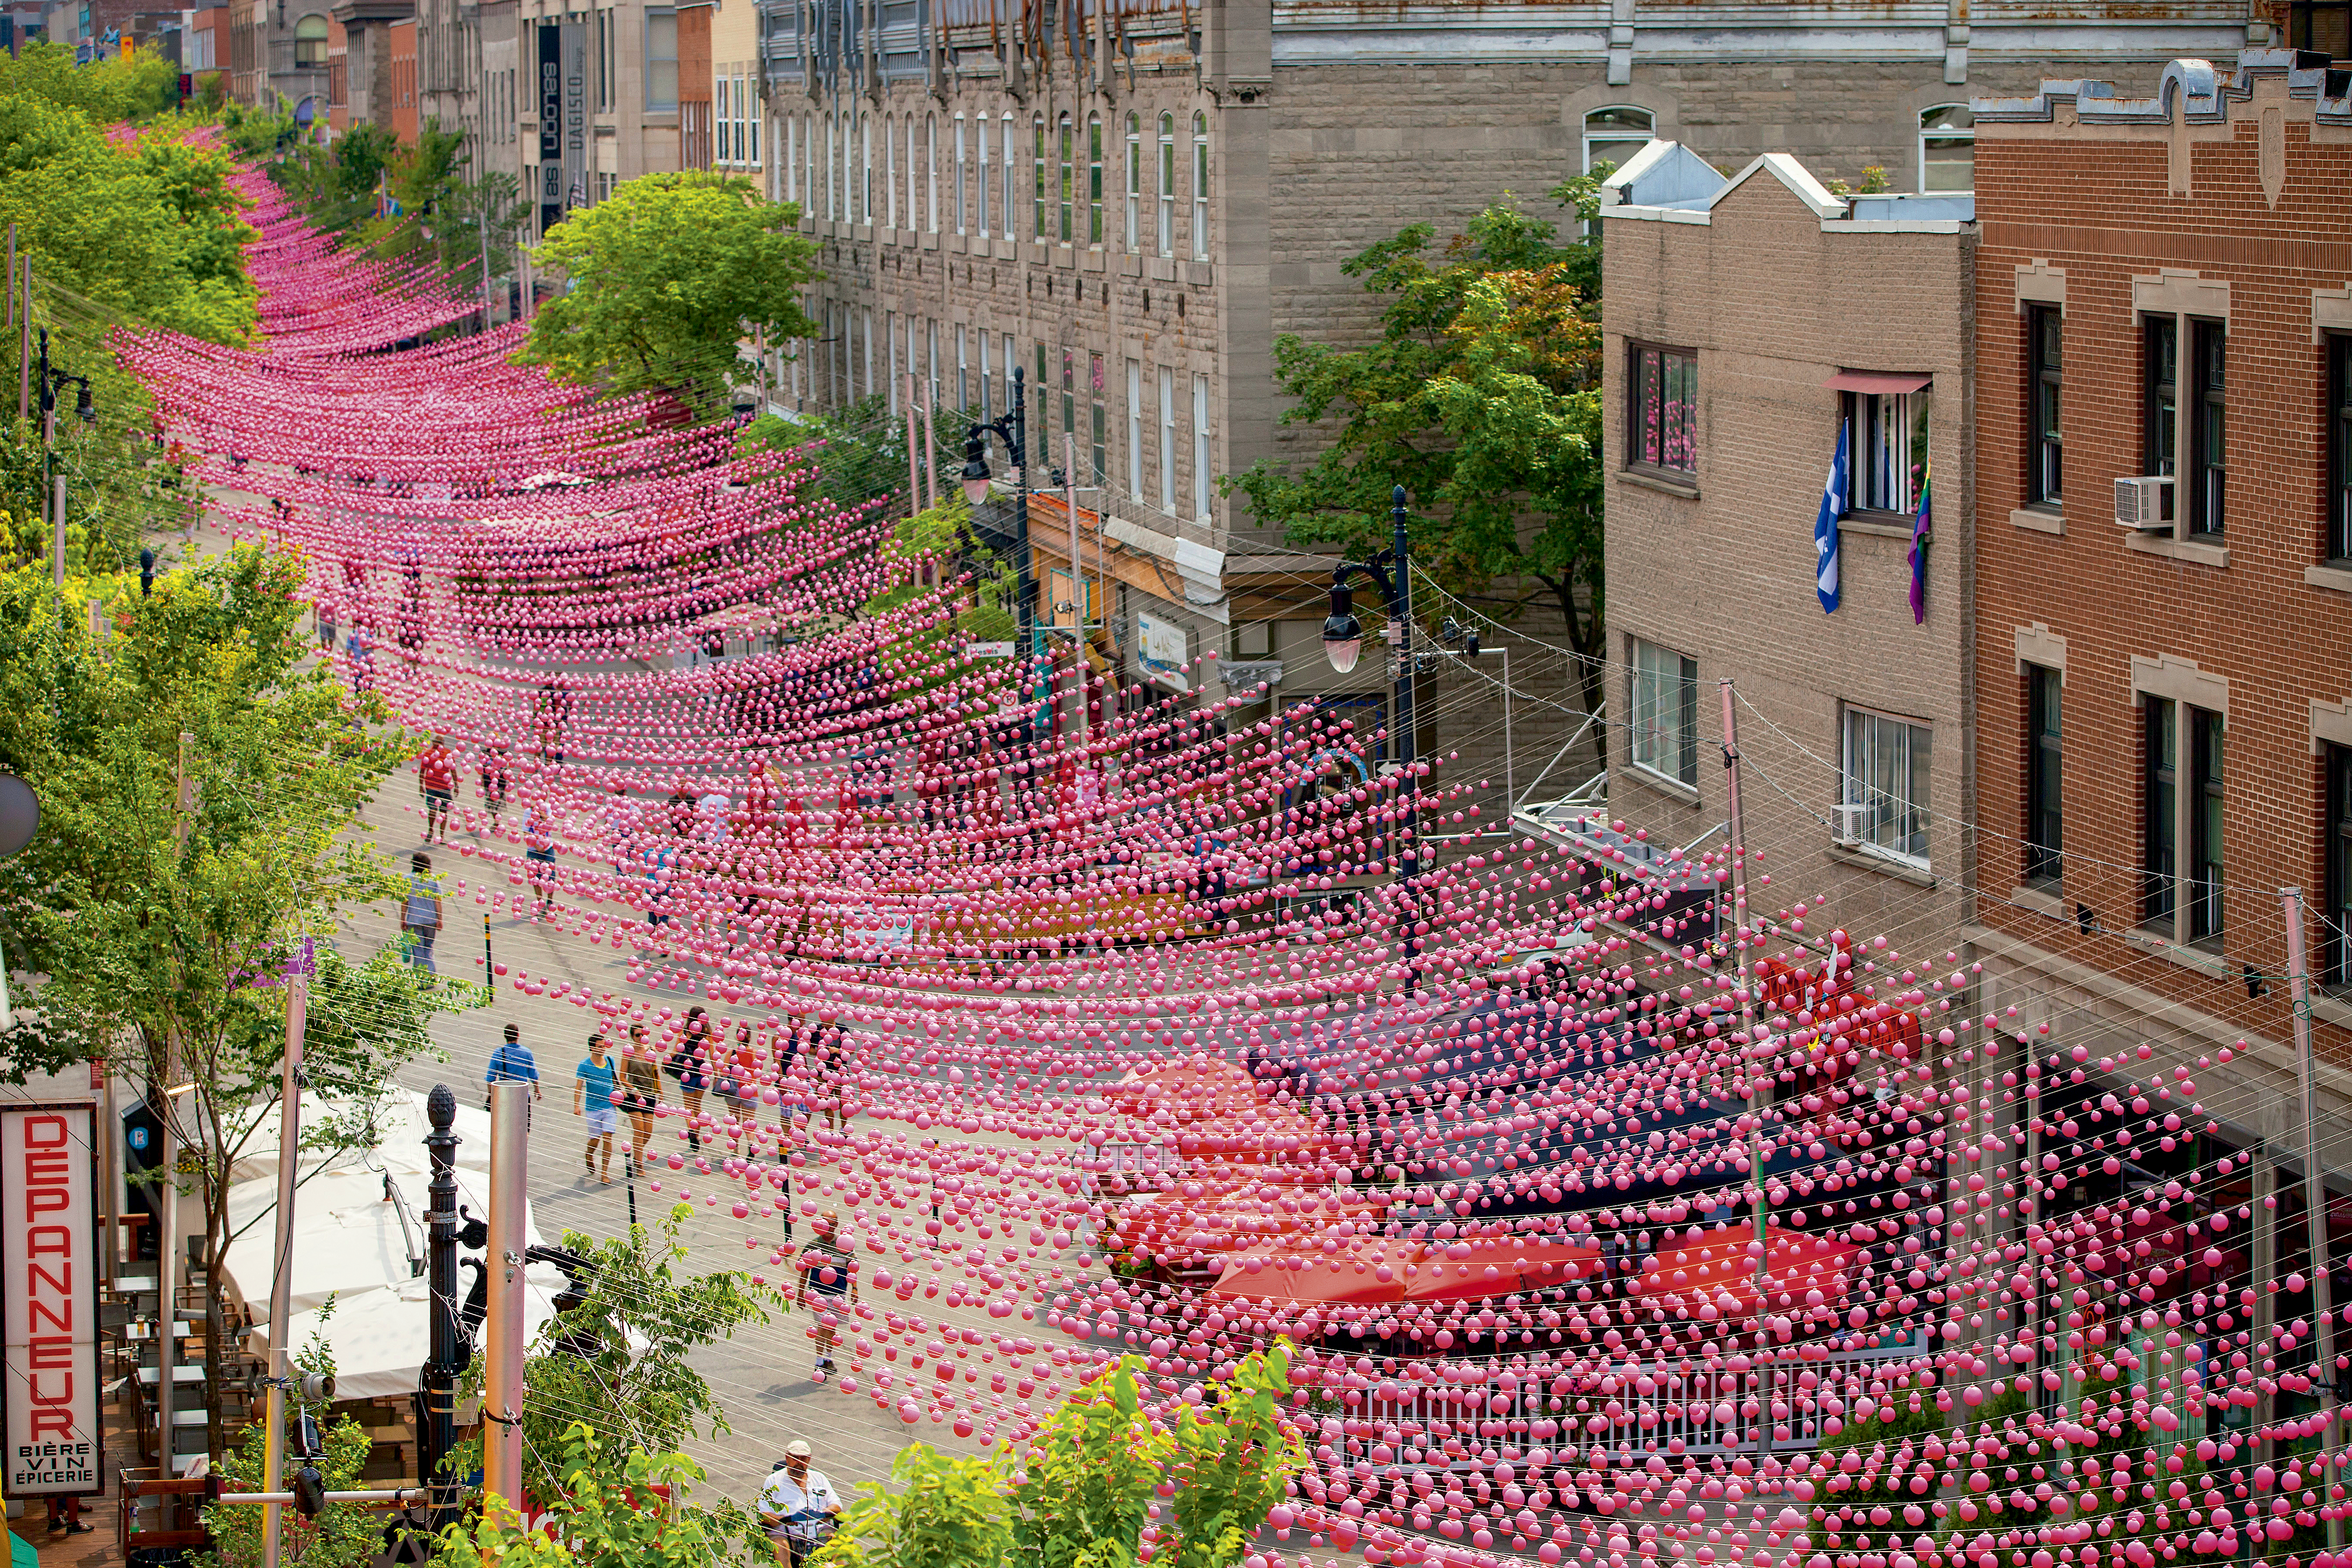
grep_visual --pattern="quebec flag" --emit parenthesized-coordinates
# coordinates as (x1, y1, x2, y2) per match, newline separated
(1814, 423, 1848, 615)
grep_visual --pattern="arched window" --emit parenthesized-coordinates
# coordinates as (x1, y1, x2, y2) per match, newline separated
(954, 113, 966, 234)
(1087, 113, 1104, 245)
(1919, 104, 1973, 193)
(1582, 106, 1653, 176)
(1031, 113, 1047, 240)
(1190, 112, 1208, 260)
(293, 12, 328, 67)
(1057, 112, 1075, 243)
(1157, 112, 1174, 257)
(926, 113, 939, 232)
(884, 115, 898, 228)
(825, 113, 838, 221)
(1124, 112, 1141, 250)
(906, 118, 918, 230)
(859, 113, 872, 226)
(1003, 113, 1016, 238)
(975, 113, 991, 237)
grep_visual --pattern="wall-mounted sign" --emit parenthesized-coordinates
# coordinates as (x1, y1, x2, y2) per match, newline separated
(1135, 611, 1188, 693)
(536, 23, 562, 234)
(2, 1102, 101, 1498)
(964, 641, 1015, 660)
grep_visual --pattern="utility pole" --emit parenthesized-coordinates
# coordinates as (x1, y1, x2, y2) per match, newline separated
(482, 1081, 530, 1520)
(152, 731, 199, 1475)
(2282, 887, 2342, 1552)
(1720, 679, 1771, 1457)
(419, 1085, 462, 1533)
(260, 941, 311, 1568)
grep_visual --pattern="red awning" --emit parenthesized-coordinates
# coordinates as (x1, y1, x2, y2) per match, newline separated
(1824, 370, 1931, 395)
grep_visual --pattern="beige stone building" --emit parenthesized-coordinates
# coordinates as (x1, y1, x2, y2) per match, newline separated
(1597, 144, 1976, 963)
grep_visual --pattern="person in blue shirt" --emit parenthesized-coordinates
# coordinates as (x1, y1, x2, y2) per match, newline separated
(485, 1023, 542, 1124)
(572, 1032, 619, 1184)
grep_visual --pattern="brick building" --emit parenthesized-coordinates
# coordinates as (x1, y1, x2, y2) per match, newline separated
(1597, 143, 1977, 964)
(1968, 51, 2352, 1184)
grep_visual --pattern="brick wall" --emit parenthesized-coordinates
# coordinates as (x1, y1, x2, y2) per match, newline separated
(1969, 57, 2352, 1122)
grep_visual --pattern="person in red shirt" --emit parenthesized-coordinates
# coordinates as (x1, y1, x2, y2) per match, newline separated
(418, 736, 457, 843)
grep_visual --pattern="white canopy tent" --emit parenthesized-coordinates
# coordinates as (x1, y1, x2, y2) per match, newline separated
(253, 1267, 574, 1401)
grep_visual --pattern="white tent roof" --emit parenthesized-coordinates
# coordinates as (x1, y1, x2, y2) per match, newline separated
(253, 1266, 574, 1401)
(229, 1087, 495, 1186)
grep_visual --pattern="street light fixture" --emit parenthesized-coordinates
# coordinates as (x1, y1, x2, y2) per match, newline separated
(958, 367, 1041, 733)
(1320, 484, 1421, 887)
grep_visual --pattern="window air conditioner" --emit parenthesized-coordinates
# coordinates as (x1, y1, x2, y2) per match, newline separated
(2114, 475, 2174, 530)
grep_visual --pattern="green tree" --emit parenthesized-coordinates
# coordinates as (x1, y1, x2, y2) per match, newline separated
(1225, 182, 1609, 711)
(1007, 1355, 1174, 1568)
(431, 1423, 765, 1568)
(814, 1444, 1017, 1568)
(520, 172, 820, 415)
(0, 548, 441, 1450)
(467, 1203, 775, 1501)
(0, 38, 182, 122)
(1165, 1343, 1308, 1568)
(198, 1303, 380, 1568)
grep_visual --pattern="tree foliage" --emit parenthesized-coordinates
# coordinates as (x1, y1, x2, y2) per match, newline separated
(1164, 1343, 1308, 1568)
(1226, 181, 1609, 707)
(0, 547, 446, 1446)
(814, 1444, 1017, 1568)
(0, 38, 182, 122)
(521, 173, 820, 414)
(431, 1423, 765, 1568)
(473, 1203, 775, 1501)
(1007, 1355, 1174, 1568)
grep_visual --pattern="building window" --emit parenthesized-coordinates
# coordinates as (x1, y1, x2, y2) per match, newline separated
(929, 320, 941, 410)
(1845, 387, 1927, 515)
(1061, 348, 1076, 465)
(2190, 320, 2225, 536)
(1124, 113, 1141, 250)
(2328, 745, 2352, 984)
(926, 114, 939, 233)
(1157, 112, 1175, 257)
(957, 326, 969, 410)
(860, 114, 872, 225)
(884, 116, 898, 227)
(1032, 114, 1047, 240)
(2289, 0, 2352, 56)
(2144, 316, 2178, 523)
(2025, 665, 2062, 886)
(293, 12, 327, 66)
(1127, 359, 1143, 500)
(2333, 337, 2352, 561)
(1193, 373, 1212, 519)
(1086, 113, 1104, 244)
(1842, 708, 1932, 867)
(905, 119, 917, 229)
(1582, 105, 1653, 176)
(2142, 698, 2224, 942)
(597, 8, 614, 112)
(643, 8, 677, 113)
(1034, 344, 1049, 466)
(1628, 638, 1697, 788)
(975, 114, 990, 237)
(1626, 344, 1696, 476)
(1002, 114, 1016, 238)
(1090, 354, 1107, 484)
(980, 331, 993, 420)
(1159, 366, 1176, 514)
(1919, 105, 1973, 194)
(2029, 305, 2062, 506)
(1057, 112, 1074, 243)
(1191, 112, 1209, 259)
(954, 114, 967, 234)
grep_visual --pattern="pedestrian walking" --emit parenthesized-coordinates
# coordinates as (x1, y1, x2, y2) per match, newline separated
(722, 1019, 762, 1125)
(665, 1005, 711, 1151)
(524, 797, 559, 917)
(418, 735, 457, 843)
(573, 1032, 618, 1184)
(401, 853, 442, 975)
(485, 1023, 542, 1125)
(619, 1021, 661, 1178)
(757, 1440, 841, 1568)
(478, 742, 511, 831)
(794, 1212, 855, 1382)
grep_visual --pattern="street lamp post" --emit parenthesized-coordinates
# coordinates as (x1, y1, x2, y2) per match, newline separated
(419, 1086, 462, 1536)
(959, 365, 1037, 736)
(1320, 485, 1419, 884)
(36, 326, 95, 586)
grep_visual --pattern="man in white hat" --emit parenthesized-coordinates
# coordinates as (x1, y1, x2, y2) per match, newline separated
(758, 1439, 841, 1567)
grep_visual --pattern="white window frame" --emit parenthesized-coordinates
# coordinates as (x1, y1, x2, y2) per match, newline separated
(884, 115, 898, 228)
(1192, 372, 1213, 520)
(1847, 388, 1928, 516)
(1190, 112, 1209, 260)
(1919, 104, 1974, 196)
(1628, 637, 1697, 790)
(1124, 112, 1141, 251)
(1127, 358, 1143, 500)
(1839, 706, 1933, 869)
(954, 114, 967, 234)
(1581, 105, 1653, 175)
(975, 113, 991, 237)
(926, 114, 939, 233)
(979, 331, 993, 420)
(1159, 367, 1176, 514)
(1002, 114, 1016, 239)
(1156, 112, 1174, 258)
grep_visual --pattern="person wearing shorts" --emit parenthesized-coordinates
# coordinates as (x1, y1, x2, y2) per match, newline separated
(524, 799, 558, 917)
(758, 1441, 840, 1568)
(418, 736, 457, 843)
(794, 1211, 855, 1382)
(619, 1021, 661, 1179)
(573, 1033, 618, 1183)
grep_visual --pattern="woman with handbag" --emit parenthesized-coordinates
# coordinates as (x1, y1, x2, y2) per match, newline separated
(620, 1021, 662, 1178)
